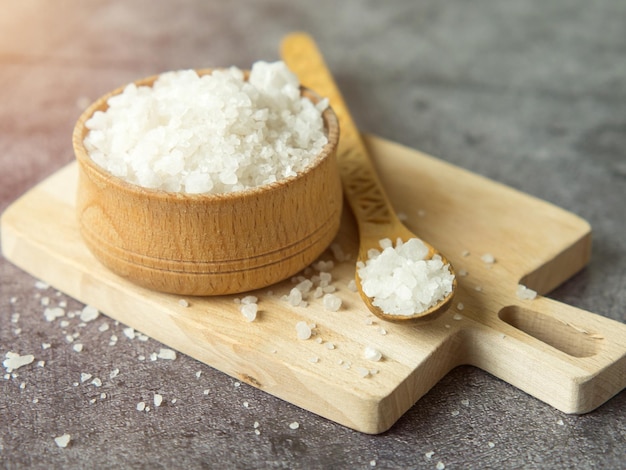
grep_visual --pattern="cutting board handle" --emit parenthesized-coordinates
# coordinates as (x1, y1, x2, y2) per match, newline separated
(468, 296, 626, 414)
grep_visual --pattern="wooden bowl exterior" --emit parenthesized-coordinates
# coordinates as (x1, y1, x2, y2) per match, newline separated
(73, 70, 341, 295)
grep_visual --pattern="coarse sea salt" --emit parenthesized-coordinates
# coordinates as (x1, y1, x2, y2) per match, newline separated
(84, 61, 328, 194)
(3, 352, 35, 373)
(357, 238, 455, 315)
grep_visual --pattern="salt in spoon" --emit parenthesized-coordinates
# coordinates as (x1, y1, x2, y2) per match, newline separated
(281, 33, 456, 323)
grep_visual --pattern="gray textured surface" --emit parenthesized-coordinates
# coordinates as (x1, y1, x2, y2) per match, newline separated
(1, 1, 625, 468)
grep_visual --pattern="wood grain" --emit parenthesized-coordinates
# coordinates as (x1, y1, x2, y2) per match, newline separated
(2, 135, 625, 434)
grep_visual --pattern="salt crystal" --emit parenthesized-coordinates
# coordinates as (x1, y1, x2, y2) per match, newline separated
(481, 253, 496, 264)
(240, 302, 258, 322)
(44, 307, 65, 322)
(425, 451, 435, 459)
(154, 394, 163, 407)
(123, 327, 135, 339)
(295, 321, 312, 340)
(80, 373, 92, 383)
(436, 462, 445, 470)
(178, 299, 189, 307)
(196, 371, 202, 378)
(453, 313, 463, 321)
(80, 305, 99, 322)
(357, 367, 370, 378)
(42, 343, 51, 350)
(136, 401, 146, 411)
(3, 352, 35, 373)
(289, 421, 300, 430)
(457, 302, 465, 311)
(72, 344, 83, 352)
(347, 279, 357, 292)
(488, 442, 495, 448)
(110, 368, 120, 379)
(325, 342, 335, 350)
(91, 378, 102, 387)
(35, 281, 49, 290)
(157, 348, 177, 360)
(363, 346, 382, 362)
(98, 323, 109, 332)
(517, 284, 537, 300)
(54, 434, 71, 448)
(322, 293, 342, 312)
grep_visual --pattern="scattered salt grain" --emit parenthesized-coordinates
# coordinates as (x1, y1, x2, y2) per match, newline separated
(296, 321, 312, 340)
(347, 279, 357, 292)
(54, 434, 71, 448)
(80, 305, 99, 322)
(84, 61, 328, 194)
(308, 356, 319, 363)
(322, 293, 342, 312)
(425, 451, 435, 459)
(136, 401, 146, 411)
(370, 460, 377, 467)
(458, 269, 468, 277)
(154, 394, 163, 407)
(357, 367, 370, 378)
(35, 281, 49, 290)
(517, 284, 537, 300)
(108, 335, 118, 346)
(357, 238, 454, 315)
(289, 421, 300, 430)
(98, 323, 110, 332)
(488, 442, 495, 448)
(123, 327, 135, 339)
(80, 373, 92, 383)
(456, 302, 465, 311)
(203, 389, 210, 395)
(195, 371, 202, 378)
(436, 462, 446, 470)
(363, 346, 383, 362)
(91, 378, 102, 387)
(37, 361, 45, 368)
(461, 399, 470, 406)
(178, 299, 189, 308)
(481, 253, 496, 264)
(453, 313, 463, 321)
(44, 307, 65, 322)
(3, 352, 35, 373)
(325, 342, 335, 350)
(72, 344, 84, 353)
(157, 348, 177, 360)
(240, 302, 258, 322)
(110, 368, 120, 379)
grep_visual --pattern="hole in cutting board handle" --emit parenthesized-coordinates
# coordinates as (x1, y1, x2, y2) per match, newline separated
(498, 306, 601, 358)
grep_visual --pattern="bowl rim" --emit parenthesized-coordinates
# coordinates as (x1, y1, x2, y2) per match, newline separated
(73, 68, 340, 202)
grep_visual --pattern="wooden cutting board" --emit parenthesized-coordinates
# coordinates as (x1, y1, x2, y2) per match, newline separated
(2, 136, 625, 434)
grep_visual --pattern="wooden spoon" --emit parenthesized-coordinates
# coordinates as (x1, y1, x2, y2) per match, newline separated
(281, 33, 456, 323)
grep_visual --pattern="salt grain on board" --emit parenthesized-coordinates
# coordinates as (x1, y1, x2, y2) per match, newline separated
(295, 321, 312, 340)
(363, 346, 383, 362)
(516, 284, 537, 300)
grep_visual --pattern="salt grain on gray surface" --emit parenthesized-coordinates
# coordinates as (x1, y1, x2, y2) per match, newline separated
(54, 434, 71, 448)
(357, 238, 455, 315)
(79, 305, 99, 322)
(157, 348, 177, 360)
(44, 307, 65, 322)
(84, 61, 328, 194)
(3, 352, 34, 373)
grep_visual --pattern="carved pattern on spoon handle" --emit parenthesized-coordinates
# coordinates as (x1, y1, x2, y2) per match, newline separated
(282, 34, 394, 228)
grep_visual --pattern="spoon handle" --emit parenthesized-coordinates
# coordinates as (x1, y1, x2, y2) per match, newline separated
(281, 33, 399, 234)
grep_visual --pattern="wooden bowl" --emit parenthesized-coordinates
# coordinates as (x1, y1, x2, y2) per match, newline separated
(72, 70, 342, 296)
